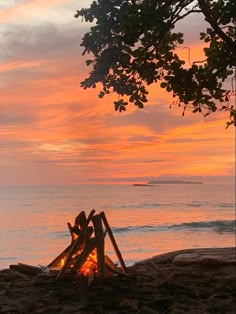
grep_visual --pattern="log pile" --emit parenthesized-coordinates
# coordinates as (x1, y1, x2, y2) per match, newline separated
(47, 210, 127, 279)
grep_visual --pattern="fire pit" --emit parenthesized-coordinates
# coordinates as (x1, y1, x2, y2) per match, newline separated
(10, 210, 127, 282)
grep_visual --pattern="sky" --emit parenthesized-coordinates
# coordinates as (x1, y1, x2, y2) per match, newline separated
(0, 0, 235, 185)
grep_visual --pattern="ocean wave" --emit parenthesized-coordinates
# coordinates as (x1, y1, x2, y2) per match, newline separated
(112, 220, 235, 234)
(114, 203, 163, 209)
(185, 202, 203, 207)
(216, 202, 235, 208)
(171, 220, 235, 233)
(111, 201, 210, 209)
(46, 231, 69, 238)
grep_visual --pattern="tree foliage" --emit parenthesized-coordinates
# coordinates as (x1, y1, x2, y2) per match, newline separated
(75, 0, 236, 127)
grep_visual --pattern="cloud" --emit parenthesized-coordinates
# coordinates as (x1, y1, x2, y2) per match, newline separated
(0, 60, 43, 73)
(127, 135, 161, 143)
(0, 1, 234, 184)
(1, 23, 84, 62)
(106, 103, 200, 134)
(0, 0, 71, 23)
(0, 112, 36, 126)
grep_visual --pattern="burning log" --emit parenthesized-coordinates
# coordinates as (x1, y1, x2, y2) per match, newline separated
(47, 243, 72, 269)
(57, 209, 95, 278)
(72, 237, 97, 275)
(92, 214, 105, 278)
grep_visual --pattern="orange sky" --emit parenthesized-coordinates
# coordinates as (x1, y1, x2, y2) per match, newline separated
(0, 0, 235, 185)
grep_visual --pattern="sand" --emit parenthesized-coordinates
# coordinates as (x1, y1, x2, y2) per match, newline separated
(0, 247, 235, 313)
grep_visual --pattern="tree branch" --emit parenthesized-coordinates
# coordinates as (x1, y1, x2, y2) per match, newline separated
(198, 0, 235, 50)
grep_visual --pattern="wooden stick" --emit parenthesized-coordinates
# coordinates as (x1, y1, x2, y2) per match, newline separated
(74, 211, 86, 228)
(105, 254, 117, 271)
(72, 237, 96, 274)
(57, 226, 93, 278)
(105, 263, 130, 277)
(92, 214, 105, 278)
(48, 214, 84, 268)
(48, 212, 87, 268)
(67, 222, 76, 242)
(57, 209, 96, 278)
(47, 242, 73, 268)
(100, 211, 127, 273)
(71, 225, 80, 236)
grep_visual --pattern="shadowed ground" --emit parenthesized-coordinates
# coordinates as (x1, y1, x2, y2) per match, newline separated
(0, 247, 235, 313)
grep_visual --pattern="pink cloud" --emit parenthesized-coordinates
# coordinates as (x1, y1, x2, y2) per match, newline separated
(0, 60, 43, 72)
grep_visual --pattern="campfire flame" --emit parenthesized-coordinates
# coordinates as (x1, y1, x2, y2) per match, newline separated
(80, 251, 97, 276)
(58, 249, 98, 277)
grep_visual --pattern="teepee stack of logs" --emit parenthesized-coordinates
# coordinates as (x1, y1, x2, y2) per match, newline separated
(48, 210, 127, 279)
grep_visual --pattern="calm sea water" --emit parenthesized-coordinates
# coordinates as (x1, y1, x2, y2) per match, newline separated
(0, 183, 235, 269)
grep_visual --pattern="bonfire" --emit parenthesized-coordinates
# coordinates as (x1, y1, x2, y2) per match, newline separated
(10, 210, 127, 282)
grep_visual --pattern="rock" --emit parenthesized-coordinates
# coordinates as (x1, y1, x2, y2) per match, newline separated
(173, 249, 236, 266)
(0, 269, 27, 281)
(135, 247, 236, 266)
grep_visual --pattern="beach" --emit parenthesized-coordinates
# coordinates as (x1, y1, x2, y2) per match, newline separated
(0, 247, 235, 314)
(0, 184, 235, 313)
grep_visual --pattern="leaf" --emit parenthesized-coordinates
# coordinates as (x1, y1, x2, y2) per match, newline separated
(86, 59, 93, 66)
(134, 100, 144, 108)
(166, 85, 172, 92)
(199, 32, 206, 40)
(98, 91, 105, 98)
(129, 95, 134, 103)
(160, 82, 167, 88)
(192, 107, 200, 113)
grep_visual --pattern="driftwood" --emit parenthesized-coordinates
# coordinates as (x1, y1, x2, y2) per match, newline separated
(92, 214, 105, 278)
(10, 263, 42, 276)
(100, 211, 127, 272)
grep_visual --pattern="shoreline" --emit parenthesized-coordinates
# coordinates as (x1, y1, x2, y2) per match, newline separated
(0, 247, 235, 313)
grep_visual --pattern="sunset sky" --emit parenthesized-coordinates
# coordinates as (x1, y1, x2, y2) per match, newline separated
(0, 0, 235, 185)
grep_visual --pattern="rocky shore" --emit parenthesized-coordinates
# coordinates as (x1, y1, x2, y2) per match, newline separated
(0, 247, 235, 313)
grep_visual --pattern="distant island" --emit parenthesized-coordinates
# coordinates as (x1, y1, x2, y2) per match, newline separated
(148, 180, 203, 184)
(133, 183, 153, 186)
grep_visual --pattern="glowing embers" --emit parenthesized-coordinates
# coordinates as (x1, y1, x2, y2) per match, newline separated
(47, 210, 127, 280)
(79, 250, 97, 276)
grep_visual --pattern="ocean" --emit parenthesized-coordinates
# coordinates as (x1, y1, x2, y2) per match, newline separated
(0, 183, 235, 270)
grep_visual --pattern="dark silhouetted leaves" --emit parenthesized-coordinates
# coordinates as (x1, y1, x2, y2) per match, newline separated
(76, 0, 236, 126)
